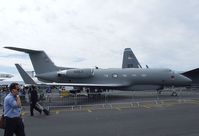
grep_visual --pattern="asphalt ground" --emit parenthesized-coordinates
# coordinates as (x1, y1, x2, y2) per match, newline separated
(1, 98, 199, 136)
(1, 89, 199, 136)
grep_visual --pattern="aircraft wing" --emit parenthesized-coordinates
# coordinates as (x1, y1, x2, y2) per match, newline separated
(39, 82, 129, 88)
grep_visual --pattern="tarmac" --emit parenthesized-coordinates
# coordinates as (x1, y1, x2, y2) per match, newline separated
(1, 90, 199, 136)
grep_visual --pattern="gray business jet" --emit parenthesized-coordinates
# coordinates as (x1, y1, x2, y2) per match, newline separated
(5, 47, 191, 93)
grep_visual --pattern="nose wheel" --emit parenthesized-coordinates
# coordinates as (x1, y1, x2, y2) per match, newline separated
(171, 85, 178, 96)
(171, 91, 178, 96)
(157, 90, 162, 95)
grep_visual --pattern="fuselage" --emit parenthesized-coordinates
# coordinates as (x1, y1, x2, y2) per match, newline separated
(36, 68, 191, 91)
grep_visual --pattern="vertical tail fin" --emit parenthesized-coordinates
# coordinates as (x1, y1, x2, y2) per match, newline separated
(15, 64, 36, 85)
(5, 47, 59, 74)
(122, 48, 142, 68)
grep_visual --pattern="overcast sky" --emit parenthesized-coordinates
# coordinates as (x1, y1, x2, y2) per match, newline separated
(0, 0, 199, 81)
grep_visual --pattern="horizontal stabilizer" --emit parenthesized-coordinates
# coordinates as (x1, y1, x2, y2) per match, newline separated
(5, 46, 59, 74)
(4, 47, 42, 53)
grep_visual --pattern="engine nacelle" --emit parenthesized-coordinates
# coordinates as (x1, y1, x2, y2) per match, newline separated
(57, 68, 94, 78)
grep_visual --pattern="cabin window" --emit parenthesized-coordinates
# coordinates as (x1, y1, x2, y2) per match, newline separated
(112, 73, 118, 78)
(104, 74, 109, 78)
(141, 74, 147, 77)
(132, 74, 136, 77)
(122, 74, 127, 77)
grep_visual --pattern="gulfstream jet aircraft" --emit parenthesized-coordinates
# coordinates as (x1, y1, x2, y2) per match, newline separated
(5, 47, 191, 92)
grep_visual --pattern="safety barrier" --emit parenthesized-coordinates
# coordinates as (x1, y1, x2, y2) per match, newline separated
(42, 89, 199, 108)
(1, 88, 199, 109)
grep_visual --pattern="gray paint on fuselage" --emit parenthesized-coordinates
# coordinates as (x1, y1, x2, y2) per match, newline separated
(36, 68, 190, 90)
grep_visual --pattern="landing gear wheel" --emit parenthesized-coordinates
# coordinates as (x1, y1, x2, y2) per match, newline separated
(171, 92, 178, 96)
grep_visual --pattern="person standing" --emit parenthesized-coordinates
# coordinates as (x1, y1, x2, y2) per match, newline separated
(29, 86, 42, 116)
(4, 82, 25, 136)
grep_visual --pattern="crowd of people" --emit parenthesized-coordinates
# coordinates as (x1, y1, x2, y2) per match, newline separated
(0, 85, 46, 105)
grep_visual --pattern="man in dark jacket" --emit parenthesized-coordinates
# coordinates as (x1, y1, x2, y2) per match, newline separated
(29, 86, 42, 116)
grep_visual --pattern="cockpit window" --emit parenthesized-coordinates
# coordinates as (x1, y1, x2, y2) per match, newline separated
(171, 75, 175, 80)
